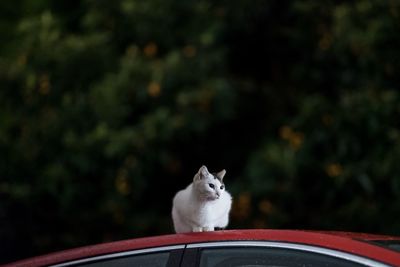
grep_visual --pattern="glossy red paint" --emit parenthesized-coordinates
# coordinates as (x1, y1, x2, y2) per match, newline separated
(5, 229, 400, 267)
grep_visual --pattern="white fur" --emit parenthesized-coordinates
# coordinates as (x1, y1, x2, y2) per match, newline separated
(172, 165, 232, 233)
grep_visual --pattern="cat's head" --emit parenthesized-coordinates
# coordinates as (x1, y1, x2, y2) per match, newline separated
(193, 165, 226, 200)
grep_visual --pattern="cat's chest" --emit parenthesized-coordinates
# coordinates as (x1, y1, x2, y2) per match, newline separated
(192, 201, 213, 213)
(189, 200, 222, 221)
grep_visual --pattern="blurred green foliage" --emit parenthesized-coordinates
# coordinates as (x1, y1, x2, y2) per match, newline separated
(1, 0, 400, 263)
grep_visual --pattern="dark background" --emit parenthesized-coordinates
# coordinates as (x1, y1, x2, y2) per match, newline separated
(1, 0, 400, 264)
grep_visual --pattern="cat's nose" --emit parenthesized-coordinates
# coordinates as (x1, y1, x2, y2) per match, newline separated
(216, 192, 220, 198)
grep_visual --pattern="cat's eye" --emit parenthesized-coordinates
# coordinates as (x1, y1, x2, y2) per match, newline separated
(220, 185, 224, 190)
(208, 183, 215, 189)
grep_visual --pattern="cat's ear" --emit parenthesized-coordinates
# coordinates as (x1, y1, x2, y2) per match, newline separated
(197, 165, 209, 180)
(216, 169, 226, 181)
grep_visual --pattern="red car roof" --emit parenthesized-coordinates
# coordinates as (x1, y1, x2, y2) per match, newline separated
(5, 229, 400, 267)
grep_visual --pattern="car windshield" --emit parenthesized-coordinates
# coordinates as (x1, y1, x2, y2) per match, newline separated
(370, 240, 400, 252)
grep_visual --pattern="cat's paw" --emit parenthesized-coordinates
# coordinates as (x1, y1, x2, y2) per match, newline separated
(203, 226, 214, 232)
(192, 226, 203, 232)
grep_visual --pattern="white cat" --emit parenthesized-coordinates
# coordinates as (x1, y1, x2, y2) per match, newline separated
(172, 165, 232, 233)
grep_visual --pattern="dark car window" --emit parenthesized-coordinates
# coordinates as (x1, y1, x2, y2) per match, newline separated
(75, 251, 170, 267)
(371, 240, 400, 252)
(199, 247, 364, 267)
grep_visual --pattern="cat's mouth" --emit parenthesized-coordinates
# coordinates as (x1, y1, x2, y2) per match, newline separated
(207, 195, 220, 201)
(201, 191, 220, 201)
